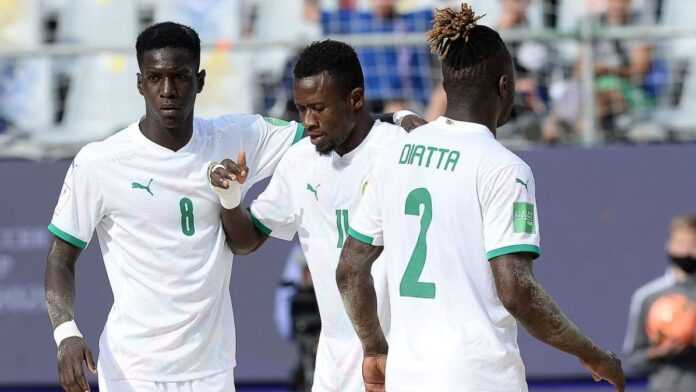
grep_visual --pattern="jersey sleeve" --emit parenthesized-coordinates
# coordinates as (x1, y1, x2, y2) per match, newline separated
(480, 163, 541, 260)
(48, 155, 105, 249)
(249, 158, 298, 241)
(246, 116, 304, 185)
(348, 166, 384, 246)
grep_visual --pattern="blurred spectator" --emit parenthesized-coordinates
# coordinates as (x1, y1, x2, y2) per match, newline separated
(545, 0, 658, 143)
(499, 0, 551, 139)
(623, 214, 696, 392)
(274, 244, 320, 392)
(321, 0, 434, 112)
(426, 0, 551, 140)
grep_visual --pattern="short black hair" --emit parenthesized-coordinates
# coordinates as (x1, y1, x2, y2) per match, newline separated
(428, 4, 511, 88)
(136, 22, 201, 68)
(293, 39, 364, 96)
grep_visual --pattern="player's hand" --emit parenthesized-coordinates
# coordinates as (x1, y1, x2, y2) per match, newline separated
(648, 338, 688, 360)
(400, 115, 427, 132)
(210, 151, 249, 187)
(580, 350, 625, 392)
(208, 151, 248, 209)
(362, 354, 387, 392)
(57, 336, 96, 392)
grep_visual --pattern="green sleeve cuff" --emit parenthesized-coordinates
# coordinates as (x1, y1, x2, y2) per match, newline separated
(248, 209, 272, 236)
(347, 227, 374, 246)
(487, 244, 540, 260)
(292, 123, 305, 145)
(48, 224, 88, 249)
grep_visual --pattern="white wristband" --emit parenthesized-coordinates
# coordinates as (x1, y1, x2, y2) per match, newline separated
(393, 110, 417, 127)
(53, 320, 83, 347)
(208, 162, 242, 209)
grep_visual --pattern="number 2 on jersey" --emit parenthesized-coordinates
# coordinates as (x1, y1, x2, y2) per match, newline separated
(400, 188, 436, 299)
(179, 197, 195, 236)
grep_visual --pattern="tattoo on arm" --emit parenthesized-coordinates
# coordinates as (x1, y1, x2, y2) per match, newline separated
(45, 238, 82, 329)
(491, 254, 602, 362)
(336, 237, 387, 355)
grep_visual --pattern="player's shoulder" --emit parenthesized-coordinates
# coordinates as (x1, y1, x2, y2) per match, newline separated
(479, 139, 532, 176)
(278, 135, 316, 164)
(366, 120, 407, 146)
(364, 120, 406, 155)
(195, 113, 265, 136)
(372, 120, 407, 137)
(72, 123, 135, 166)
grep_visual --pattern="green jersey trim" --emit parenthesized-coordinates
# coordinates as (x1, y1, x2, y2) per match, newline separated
(48, 223, 87, 249)
(347, 227, 374, 246)
(487, 244, 541, 260)
(248, 209, 272, 236)
(292, 124, 305, 145)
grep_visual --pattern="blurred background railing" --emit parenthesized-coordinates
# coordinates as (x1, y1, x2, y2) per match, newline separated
(1, 0, 696, 160)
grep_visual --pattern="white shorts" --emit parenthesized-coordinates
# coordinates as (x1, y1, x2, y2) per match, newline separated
(98, 368, 235, 392)
(311, 334, 364, 392)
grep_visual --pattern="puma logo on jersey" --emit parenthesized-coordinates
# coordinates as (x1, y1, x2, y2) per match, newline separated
(132, 179, 154, 196)
(515, 178, 528, 191)
(307, 183, 320, 201)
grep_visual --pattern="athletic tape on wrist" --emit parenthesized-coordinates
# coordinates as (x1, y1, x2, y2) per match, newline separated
(54, 320, 83, 347)
(208, 162, 241, 209)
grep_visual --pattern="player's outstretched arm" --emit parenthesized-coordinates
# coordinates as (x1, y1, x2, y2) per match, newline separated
(336, 237, 387, 392)
(208, 152, 269, 255)
(491, 253, 625, 392)
(45, 237, 97, 392)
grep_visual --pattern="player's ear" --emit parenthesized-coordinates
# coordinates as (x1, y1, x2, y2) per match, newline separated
(196, 69, 206, 94)
(498, 74, 511, 100)
(137, 73, 144, 96)
(349, 87, 364, 112)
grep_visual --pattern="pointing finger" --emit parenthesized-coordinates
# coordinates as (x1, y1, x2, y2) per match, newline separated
(237, 151, 247, 171)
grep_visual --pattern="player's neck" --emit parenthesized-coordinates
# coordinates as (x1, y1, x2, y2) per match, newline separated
(335, 111, 374, 156)
(445, 105, 497, 138)
(139, 114, 194, 152)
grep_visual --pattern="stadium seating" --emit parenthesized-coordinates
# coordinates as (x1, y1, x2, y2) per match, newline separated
(0, 0, 53, 135)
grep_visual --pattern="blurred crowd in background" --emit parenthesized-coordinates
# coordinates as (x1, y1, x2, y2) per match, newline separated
(1, 0, 696, 154)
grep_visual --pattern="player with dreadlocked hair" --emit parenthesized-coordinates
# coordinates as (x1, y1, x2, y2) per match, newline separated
(336, 4, 626, 392)
(427, 3, 515, 134)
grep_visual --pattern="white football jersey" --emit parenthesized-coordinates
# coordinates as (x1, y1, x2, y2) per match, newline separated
(249, 120, 405, 391)
(49, 114, 303, 381)
(349, 117, 541, 392)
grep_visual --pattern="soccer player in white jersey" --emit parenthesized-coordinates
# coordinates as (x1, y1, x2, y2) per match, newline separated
(207, 40, 413, 391)
(44, 22, 306, 392)
(336, 5, 626, 392)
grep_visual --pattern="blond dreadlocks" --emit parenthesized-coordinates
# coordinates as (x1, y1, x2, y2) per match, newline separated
(427, 3, 508, 75)
(428, 3, 485, 60)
